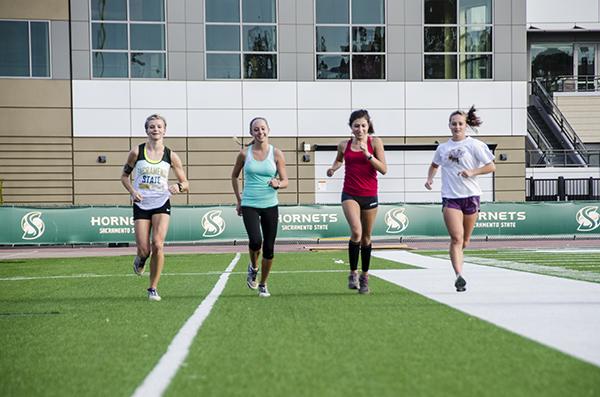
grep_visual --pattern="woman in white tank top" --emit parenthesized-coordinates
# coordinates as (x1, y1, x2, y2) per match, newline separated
(120, 114, 189, 302)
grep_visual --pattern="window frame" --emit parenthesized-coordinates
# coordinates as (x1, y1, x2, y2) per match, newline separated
(0, 19, 52, 79)
(89, 0, 168, 79)
(204, 0, 279, 80)
(314, 0, 387, 80)
(423, 0, 493, 81)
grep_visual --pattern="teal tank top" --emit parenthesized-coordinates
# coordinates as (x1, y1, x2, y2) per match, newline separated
(241, 144, 279, 208)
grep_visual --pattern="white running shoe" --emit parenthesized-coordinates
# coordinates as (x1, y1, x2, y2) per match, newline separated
(147, 288, 161, 301)
(258, 284, 270, 298)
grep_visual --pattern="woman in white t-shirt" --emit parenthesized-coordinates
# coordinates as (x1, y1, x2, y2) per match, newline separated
(425, 106, 496, 292)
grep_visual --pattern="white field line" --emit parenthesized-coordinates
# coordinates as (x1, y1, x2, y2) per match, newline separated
(458, 255, 600, 283)
(131, 252, 240, 397)
(0, 269, 347, 282)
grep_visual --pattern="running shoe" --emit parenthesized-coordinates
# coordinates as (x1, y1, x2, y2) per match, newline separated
(247, 263, 258, 290)
(147, 288, 161, 302)
(133, 256, 146, 276)
(358, 273, 370, 294)
(348, 272, 359, 289)
(258, 284, 271, 298)
(455, 275, 467, 292)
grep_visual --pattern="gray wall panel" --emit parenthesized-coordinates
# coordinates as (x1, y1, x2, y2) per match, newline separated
(494, 25, 512, 53)
(186, 52, 204, 80)
(494, 53, 512, 81)
(512, 53, 527, 81)
(512, 25, 527, 54)
(279, 24, 296, 52)
(278, 53, 297, 81)
(71, 50, 90, 79)
(71, 21, 89, 51)
(186, 24, 204, 52)
(387, 25, 405, 53)
(296, 24, 314, 53)
(387, 53, 405, 81)
(51, 21, 70, 80)
(296, 53, 314, 81)
(168, 23, 186, 52)
(279, 0, 295, 24)
(512, 0, 526, 25)
(494, 0, 511, 25)
(186, 0, 204, 23)
(404, 53, 422, 81)
(404, 25, 422, 53)
(296, 0, 314, 25)
(70, 0, 89, 21)
(387, 0, 405, 25)
(405, 0, 422, 25)
(167, 0, 186, 23)
(168, 52, 187, 80)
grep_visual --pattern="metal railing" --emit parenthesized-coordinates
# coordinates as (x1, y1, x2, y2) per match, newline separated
(531, 78, 589, 164)
(526, 177, 600, 201)
(526, 112, 553, 165)
(556, 75, 600, 92)
(526, 150, 600, 167)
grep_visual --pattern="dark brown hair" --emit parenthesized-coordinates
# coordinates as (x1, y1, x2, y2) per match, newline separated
(349, 109, 375, 134)
(449, 105, 482, 128)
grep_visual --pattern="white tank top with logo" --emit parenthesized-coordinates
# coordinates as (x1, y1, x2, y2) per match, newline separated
(133, 143, 172, 210)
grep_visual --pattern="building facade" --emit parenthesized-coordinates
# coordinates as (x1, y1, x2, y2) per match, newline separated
(0, 0, 528, 205)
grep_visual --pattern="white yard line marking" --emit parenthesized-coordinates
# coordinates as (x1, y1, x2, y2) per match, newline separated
(371, 250, 600, 368)
(131, 253, 241, 397)
(0, 269, 347, 282)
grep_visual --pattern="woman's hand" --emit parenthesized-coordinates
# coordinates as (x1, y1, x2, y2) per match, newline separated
(131, 190, 143, 202)
(424, 179, 433, 190)
(236, 202, 242, 216)
(326, 168, 335, 177)
(268, 178, 281, 189)
(458, 169, 475, 178)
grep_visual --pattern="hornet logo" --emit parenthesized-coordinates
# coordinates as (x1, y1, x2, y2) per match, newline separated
(21, 211, 45, 240)
(201, 210, 226, 238)
(384, 207, 409, 234)
(576, 206, 600, 232)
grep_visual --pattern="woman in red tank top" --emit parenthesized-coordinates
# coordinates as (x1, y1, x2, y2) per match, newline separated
(326, 109, 387, 294)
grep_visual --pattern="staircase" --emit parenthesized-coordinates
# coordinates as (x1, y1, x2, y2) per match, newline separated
(527, 79, 589, 167)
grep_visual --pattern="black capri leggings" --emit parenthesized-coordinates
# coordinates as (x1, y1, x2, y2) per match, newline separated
(241, 205, 279, 260)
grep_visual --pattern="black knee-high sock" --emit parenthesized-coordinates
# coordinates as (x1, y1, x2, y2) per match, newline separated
(361, 244, 372, 273)
(348, 240, 360, 272)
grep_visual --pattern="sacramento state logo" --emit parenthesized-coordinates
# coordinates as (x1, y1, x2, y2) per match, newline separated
(576, 206, 600, 232)
(201, 210, 226, 238)
(384, 207, 409, 234)
(21, 211, 45, 240)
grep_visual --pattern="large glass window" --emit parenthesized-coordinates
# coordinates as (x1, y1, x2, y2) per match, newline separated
(315, 0, 385, 79)
(91, 0, 166, 78)
(424, 0, 492, 79)
(0, 20, 50, 77)
(205, 0, 277, 79)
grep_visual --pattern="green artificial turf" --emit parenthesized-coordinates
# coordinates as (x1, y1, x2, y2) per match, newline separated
(1, 251, 599, 397)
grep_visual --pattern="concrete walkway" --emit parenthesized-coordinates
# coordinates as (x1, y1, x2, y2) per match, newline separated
(371, 250, 600, 368)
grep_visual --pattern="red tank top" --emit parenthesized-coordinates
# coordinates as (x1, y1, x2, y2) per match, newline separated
(343, 137, 377, 196)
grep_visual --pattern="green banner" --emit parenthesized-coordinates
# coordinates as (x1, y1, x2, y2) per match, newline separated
(1, 202, 599, 245)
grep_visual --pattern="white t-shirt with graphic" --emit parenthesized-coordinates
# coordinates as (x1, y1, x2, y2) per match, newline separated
(432, 136, 495, 198)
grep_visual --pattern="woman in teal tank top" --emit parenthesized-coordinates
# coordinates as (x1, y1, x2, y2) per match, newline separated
(231, 117, 288, 298)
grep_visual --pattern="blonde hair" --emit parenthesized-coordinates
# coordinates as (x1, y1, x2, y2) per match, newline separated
(144, 114, 167, 130)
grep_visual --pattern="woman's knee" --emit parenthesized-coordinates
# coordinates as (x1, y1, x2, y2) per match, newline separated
(450, 234, 464, 245)
(151, 239, 164, 254)
(248, 239, 262, 252)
